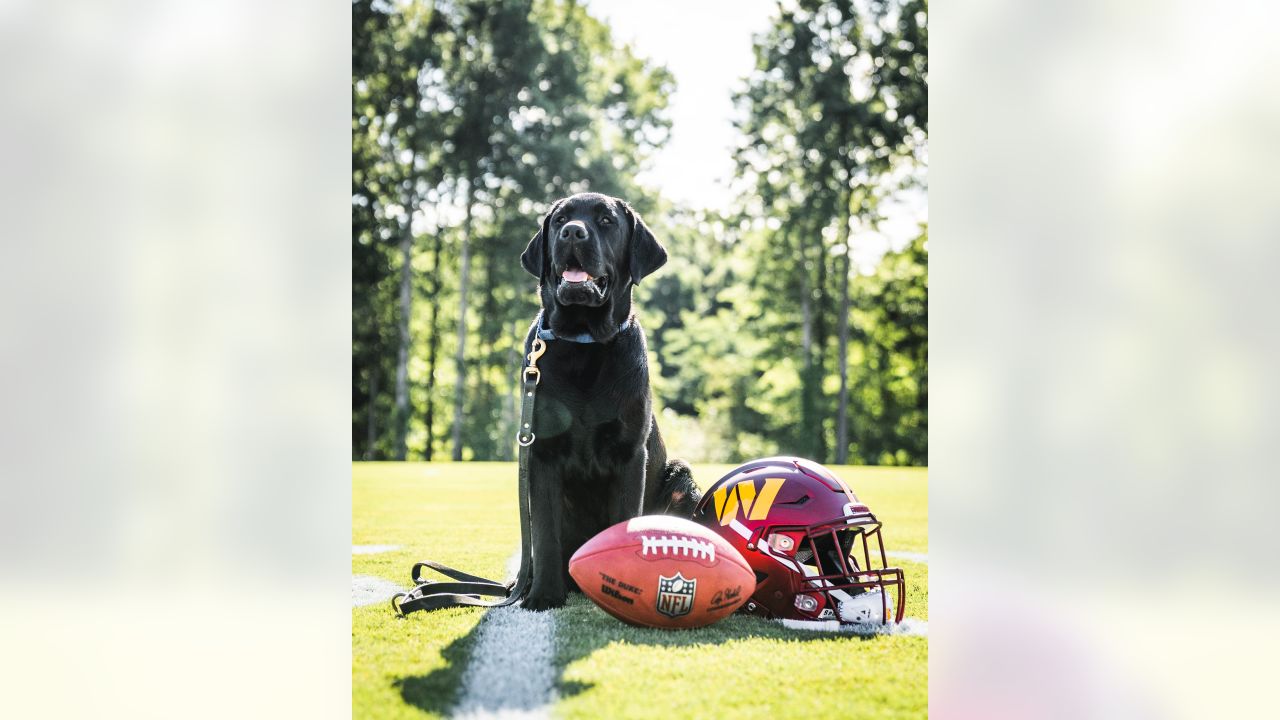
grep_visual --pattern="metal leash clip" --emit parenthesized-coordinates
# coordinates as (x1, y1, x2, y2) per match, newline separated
(517, 337, 547, 447)
(523, 338, 546, 385)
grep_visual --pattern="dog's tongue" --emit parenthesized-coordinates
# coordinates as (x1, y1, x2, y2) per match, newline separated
(562, 269, 589, 282)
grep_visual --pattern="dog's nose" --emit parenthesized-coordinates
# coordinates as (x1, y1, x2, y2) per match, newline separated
(559, 221, 588, 241)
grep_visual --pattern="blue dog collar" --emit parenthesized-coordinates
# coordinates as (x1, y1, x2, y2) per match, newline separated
(535, 311, 633, 344)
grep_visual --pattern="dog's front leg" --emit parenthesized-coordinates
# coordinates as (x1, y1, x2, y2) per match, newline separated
(608, 448, 647, 525)
(523, 467, 567, 611)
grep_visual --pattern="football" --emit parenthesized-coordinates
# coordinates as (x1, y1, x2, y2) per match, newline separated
(568, 515, 756, 629)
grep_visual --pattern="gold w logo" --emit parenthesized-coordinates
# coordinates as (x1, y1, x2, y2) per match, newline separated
(712, 478, 785, 526)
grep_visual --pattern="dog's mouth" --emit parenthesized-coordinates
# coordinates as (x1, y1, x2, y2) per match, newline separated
(552, 245, 609, 305)
(558, 256, 606, 295)
(559, 267, 608, 290)
(555, 263, 609, 305)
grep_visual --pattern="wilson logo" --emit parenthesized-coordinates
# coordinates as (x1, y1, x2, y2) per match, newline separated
(712, 478, 785, 526)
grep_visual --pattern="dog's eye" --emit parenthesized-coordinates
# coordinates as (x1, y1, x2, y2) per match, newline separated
(599, 216, 612, 225)
(555, 216, 567, 224)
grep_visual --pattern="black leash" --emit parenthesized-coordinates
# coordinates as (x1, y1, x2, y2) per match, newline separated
(391, 337, 546, 617)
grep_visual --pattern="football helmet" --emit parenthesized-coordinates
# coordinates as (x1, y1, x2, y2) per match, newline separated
(691, 456, 906, 623)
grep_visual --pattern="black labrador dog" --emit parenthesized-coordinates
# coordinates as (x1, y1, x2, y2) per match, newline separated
(518, 191, 700, 610)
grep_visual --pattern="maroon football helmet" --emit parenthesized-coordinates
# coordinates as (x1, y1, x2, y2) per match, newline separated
(691, 456, 906, 623)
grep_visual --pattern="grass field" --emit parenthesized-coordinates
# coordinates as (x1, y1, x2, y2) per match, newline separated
(353, 462, 928, 719)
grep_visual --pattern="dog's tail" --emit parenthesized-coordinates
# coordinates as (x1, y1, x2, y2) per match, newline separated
(651, 459, 701, 518)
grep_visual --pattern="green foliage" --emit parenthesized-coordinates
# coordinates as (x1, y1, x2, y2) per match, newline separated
(353, 0, 927, 465)
(642, 221, 927, 465)
(685, 0, 929, 464)
(847, 228, 928, 464)
(352, 0, 672, 460)
(352, 462, 517, 718)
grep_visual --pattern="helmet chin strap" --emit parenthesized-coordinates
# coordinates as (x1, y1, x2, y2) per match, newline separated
(831, 587, 894, 624)
(800, 560, 895, 625)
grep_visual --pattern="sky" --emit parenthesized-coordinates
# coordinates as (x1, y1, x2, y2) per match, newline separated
(585, 0, 927, 272)
(584, 0, 778, 212)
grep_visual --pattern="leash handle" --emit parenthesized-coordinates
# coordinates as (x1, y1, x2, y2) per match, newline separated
(411, 560, 503, 586)
(393, 323, 541, 619)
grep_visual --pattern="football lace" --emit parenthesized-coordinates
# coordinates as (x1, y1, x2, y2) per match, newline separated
(639, 534, 716, 562)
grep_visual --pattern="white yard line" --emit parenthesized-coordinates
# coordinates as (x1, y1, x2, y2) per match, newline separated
(353, 575, 405, 607)
(353, 544, 402, 555)
(351, 545, 407, 608)
(451, 606, 556, 720)
(887, 550, 929, 563)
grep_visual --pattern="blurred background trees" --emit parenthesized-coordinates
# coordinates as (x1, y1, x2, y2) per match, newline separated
(353, 0, 927, 465)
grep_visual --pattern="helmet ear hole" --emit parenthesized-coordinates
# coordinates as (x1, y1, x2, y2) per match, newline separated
(765, 531, 799, 553)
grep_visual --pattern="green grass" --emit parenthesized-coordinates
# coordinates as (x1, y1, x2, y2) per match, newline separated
(353, 463, 519, 719)
(353, 462, 927, 719)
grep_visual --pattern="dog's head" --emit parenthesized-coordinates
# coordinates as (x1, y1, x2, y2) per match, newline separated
(521, 192, 667, 335)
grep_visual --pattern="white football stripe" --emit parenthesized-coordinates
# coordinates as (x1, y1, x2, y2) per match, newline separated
(352, 575, 405, 607)
(451, 606, 556, 720)
(887, 551, 929, 563)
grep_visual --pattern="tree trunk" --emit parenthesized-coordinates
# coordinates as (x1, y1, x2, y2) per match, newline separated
(834, 245, 852, 465)
(834, 190, 854, 465)
(450, 181, 474, 461)
(504, 320, 520, 462)
(801, 288, 812, 357)
(423, 223, 443, 461)
(474, 246, 496, 458)
(393, 220, 413, 461)
(365, 366, 379, 461)
(799, 232, 817, 457)
(810, 229, 829, 462)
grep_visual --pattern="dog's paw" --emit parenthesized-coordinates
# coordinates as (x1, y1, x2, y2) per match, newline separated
(521, 591, 566, 612)
(651, 459, 701, 517)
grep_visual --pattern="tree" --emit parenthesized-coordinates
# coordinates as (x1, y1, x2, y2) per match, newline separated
(352, 0, 672, 461)
(352, 0, 927, 467)
(730, 0, 927, 463)
(848, 227, 927, 464)
(437, 0, 673, 460)
(352, 0, 404, 460)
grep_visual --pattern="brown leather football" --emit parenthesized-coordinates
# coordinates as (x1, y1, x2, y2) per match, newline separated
(568, 515, 756, 629)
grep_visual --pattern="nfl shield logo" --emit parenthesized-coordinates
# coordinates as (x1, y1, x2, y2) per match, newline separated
(656, 572, 697, 618)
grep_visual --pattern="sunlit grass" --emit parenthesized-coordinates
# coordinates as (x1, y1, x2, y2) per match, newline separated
(353, 462, 927, 719)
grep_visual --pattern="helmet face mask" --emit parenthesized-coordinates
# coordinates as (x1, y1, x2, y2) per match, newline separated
(693, 457, 906, 623)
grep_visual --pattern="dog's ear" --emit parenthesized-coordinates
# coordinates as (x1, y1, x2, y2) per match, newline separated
(521, 200, 560, 279)
(623, 202, 667, 284)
